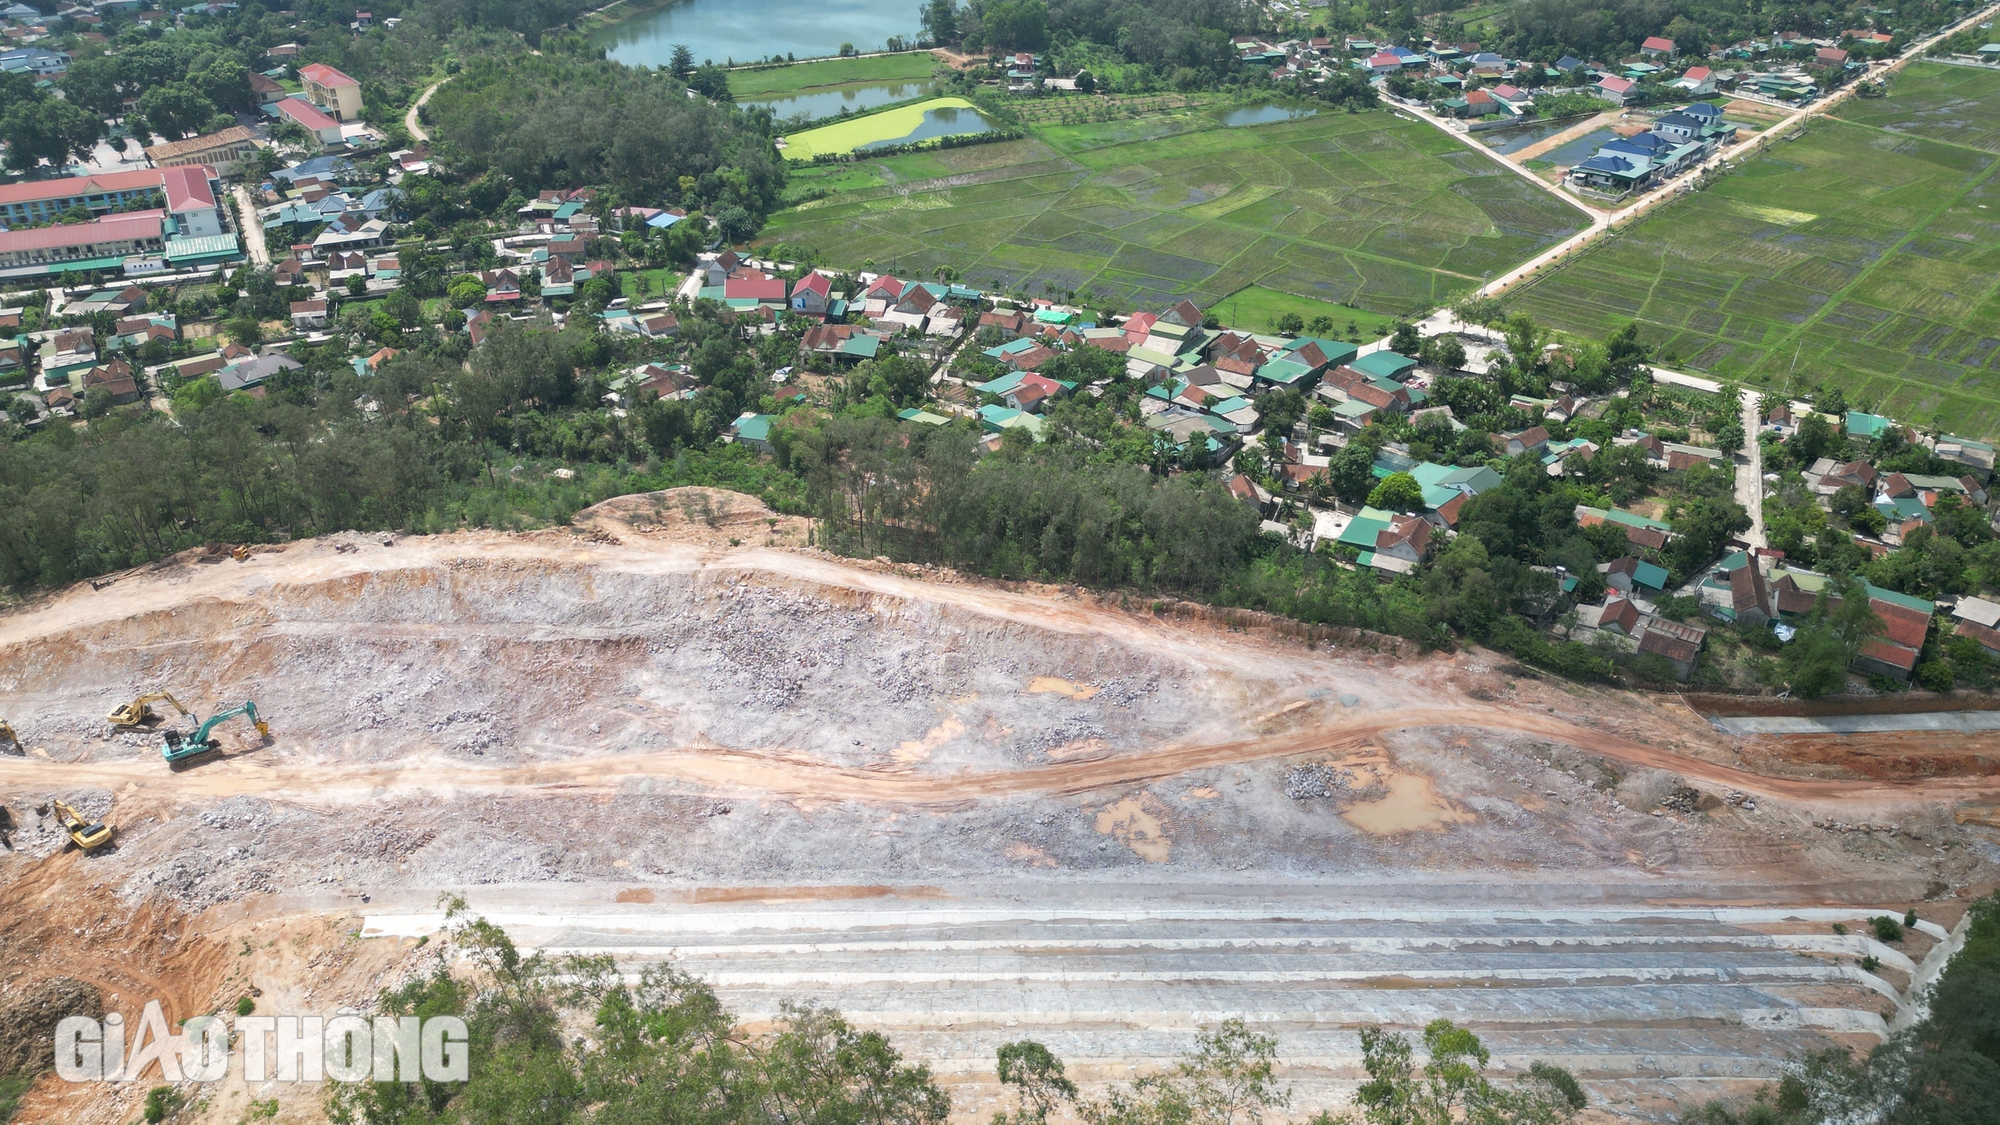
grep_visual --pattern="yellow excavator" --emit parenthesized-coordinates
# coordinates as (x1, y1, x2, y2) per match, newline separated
(51, 799, 113, 852)
(0, 719, 19, 754)
(107, 691, 191, 732)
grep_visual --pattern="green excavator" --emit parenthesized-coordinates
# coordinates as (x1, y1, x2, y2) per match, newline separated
(162, 701, 269, 765)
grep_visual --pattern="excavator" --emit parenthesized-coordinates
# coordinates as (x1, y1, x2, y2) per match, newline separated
(162, 701, 269, 765)
(0, 719, 19, 754)
(51, 799, 113, 852)
(107, 691, 192, 732)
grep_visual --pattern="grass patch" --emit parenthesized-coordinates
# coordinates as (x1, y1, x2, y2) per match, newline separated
(781, 97, 988, 160)
(1212, 286, 1399, 338)
(1509, 68, 2000, 437)
(762, 105, 1584, 318)
(0, 1072, 31, 1124)
(729, 52, 939, 100)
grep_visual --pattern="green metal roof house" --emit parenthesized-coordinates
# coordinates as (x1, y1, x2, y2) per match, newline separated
(1845, 411, 1891, 439)
(897, 407, 952, 426)
(1351, 350, 1418, 380)
(1338, 506, 1396, 551)
(730, 412, 777, 452)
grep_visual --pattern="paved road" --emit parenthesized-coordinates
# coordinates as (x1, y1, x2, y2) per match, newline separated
(1737, 385, 1766, 548)
(405, 77, 448, 143)
(231, 183, 270, 268)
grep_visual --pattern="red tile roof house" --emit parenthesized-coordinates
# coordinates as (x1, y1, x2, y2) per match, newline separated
(82, 356, 141, 404)
(482, 269, 522, 303)
(290, 298, 329, 329)
(1595, 74, 1637, 104)
(1817, 46, 1849, 65)
(1640, 35, 1676, 57)
(790, 271, 833, 315)
(1005, 373, 1066, 413)
(724, 274, 788, 306)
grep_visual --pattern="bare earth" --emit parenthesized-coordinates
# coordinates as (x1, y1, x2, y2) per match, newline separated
(2, 488, 1994, 1124)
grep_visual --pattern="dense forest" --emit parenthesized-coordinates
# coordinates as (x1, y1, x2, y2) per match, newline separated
(924, 0, 1262, 76)
(422, 43, 787, 221)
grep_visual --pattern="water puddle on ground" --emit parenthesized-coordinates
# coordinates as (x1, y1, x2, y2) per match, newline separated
(1028, 676, 1100, 700)
(893, 715, 968, 762)
(1095, 794, 1172, 862)
(1342, 773, 1476, 834)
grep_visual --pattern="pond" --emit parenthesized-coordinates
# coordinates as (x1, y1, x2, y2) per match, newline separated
(1218, 103, 1319, 127)
(855, 104, 996, 150)
(1474, 117, 1585, 155)
(1541, 128, 1617, 167)
(746, 81, 935, 123)
(592, 0, 921, 67)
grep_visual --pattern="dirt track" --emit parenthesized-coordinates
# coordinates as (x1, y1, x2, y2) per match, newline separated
(6, 702, 1998, 811)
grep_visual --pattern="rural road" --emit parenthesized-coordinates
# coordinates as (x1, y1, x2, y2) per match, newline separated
(404, 76, 448, 143)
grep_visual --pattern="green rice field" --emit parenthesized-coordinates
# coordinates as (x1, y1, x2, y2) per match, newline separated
(1507, 62, 2000, 436)
(762, 105, 1587, 318)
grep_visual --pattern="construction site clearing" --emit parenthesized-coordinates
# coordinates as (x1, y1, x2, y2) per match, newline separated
(0, 487, 1995, 1125)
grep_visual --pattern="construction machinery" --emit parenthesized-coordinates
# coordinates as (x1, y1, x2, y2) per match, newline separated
(0, 719, 19, 754)
(163, 701, 268, 765)
(107, 691, 191, 732)
(51, 799, 113, 852)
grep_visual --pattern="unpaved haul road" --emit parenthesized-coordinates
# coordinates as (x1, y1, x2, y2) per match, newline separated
(3, 705, 1993, 809)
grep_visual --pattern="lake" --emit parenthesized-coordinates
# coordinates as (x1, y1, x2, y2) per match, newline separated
(1218, 103, 1319, 127)
(1473, 117, 1582, 155)
(1542, 128, 1617, 167)
(746, 81, 935, 123)
(857, 104, 995, 150)
(593, 0, 922, 68)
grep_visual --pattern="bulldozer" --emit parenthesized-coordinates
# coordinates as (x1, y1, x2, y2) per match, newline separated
(51, 799, 113, 852)
(163, 701, 269, 765)
(107, 691, 191, 732)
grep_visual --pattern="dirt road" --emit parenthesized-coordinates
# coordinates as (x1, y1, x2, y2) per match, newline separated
(4, 702, 1995, 813)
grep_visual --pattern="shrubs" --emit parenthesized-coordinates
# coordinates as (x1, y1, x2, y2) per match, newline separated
(1870, 915, 1905, 942)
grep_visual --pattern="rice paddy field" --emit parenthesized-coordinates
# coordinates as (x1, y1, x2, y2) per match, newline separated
(762, 104, 1587, 318)
(1507, 62, 2000, 436)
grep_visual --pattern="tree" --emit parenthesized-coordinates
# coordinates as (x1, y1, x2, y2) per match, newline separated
(1418, 334, 1465, 371)
(995, 1041, 1076, 1125)
(1275, 311, 1305, 335)
(920, 0, 959, 45)
(1351, 1019, 1582, 1125)
(1389, 322, 1421, 354)
(1783, 580, 1882, 698)
(448, 275, 487, 308)
(668, 42, 695, 79)
(347, 272, 370, 298)
(1450, 294, 1503, 334)
(135, 82, 216, 139)
(716, 205, 756, 243)
(1368, 471, 1424, 512)
(1327, 441, 1377, 504)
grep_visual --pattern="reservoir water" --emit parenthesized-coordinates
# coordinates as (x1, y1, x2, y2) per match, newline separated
(1218, 103, 1318, 126)
(856, 104, 996, 150)
(593, 0, 923, 67)
(746, 81, 936, 122)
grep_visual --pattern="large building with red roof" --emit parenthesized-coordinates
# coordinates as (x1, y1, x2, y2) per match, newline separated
(299, 61, 364, 120)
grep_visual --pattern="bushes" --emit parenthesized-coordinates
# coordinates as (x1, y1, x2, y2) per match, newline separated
(1870, 915, 1904, 943)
